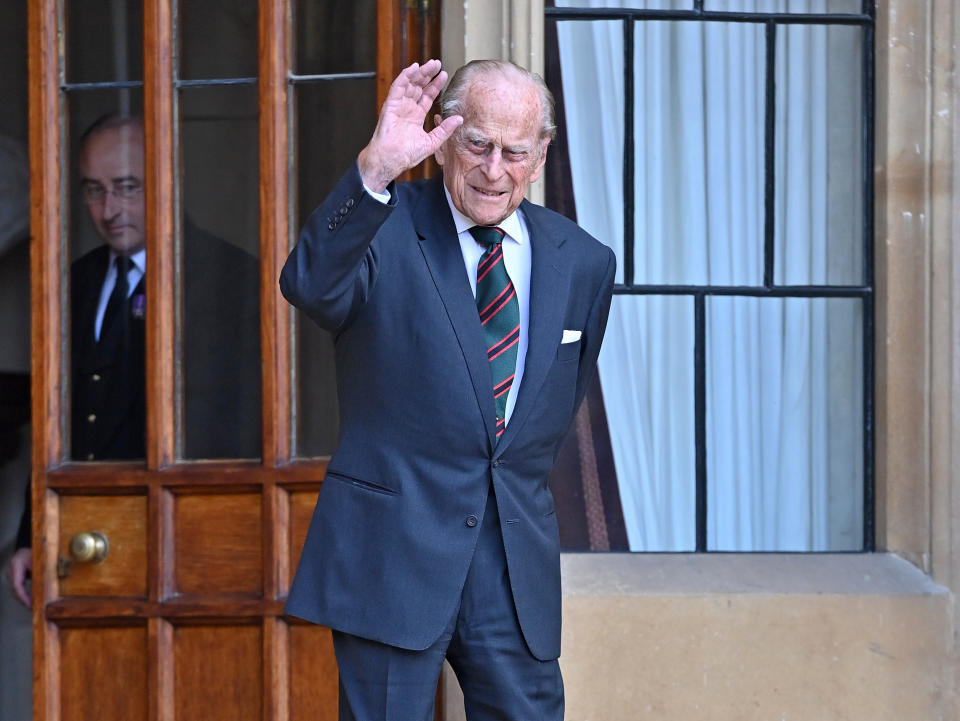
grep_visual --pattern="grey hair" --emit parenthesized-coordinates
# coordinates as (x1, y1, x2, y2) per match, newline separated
(440, 59, 557, 141)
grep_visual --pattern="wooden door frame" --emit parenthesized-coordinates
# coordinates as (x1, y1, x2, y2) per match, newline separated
(27, 1, 442, 719)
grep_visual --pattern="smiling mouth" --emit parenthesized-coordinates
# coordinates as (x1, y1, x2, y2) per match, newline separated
(471, 186, 506, 198)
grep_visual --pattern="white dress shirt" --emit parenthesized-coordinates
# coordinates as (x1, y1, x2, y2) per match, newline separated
(94, 248, 146, 341)
(364, 181, 532, 425)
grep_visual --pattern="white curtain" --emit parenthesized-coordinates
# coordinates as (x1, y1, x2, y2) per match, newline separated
(556, 0, 863, 550)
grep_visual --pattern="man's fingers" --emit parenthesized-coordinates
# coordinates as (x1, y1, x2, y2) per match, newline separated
(6, 550, 31, 608)
(12, 578, 30, 608)
(418, 70, 448, 112)
(429, 115, 464, 148)
(412, 58, 441, 85)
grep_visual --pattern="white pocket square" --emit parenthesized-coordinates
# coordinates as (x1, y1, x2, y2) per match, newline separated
(561, 329, 582, 344)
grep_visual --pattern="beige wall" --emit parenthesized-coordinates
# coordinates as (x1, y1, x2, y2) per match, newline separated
(443, 0, 960, 718)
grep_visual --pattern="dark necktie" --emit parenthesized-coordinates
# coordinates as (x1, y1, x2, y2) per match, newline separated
(470, 226, 520, 441)
(99, 255, 131, 344)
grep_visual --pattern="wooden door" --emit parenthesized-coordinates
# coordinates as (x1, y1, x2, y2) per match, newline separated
(28, 2, 440, 720)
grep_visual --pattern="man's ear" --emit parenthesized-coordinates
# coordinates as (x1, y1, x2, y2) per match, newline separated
(433, 114, 447, 165)
(529, 138, 551, 183)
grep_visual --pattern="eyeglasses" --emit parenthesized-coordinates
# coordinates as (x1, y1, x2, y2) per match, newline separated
(81, 180, 144, 203)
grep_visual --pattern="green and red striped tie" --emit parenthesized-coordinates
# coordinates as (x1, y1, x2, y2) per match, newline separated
(470, 226, 520, 441)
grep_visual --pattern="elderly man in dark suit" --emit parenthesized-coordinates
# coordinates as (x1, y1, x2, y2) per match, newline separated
(281, 59, 615, 721)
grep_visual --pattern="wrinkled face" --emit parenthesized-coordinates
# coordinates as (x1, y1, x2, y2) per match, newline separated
(78, 124, 146, 255)
(434, 72, 549, 227)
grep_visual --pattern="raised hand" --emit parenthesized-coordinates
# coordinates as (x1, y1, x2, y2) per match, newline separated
(357, 59, 463, 192)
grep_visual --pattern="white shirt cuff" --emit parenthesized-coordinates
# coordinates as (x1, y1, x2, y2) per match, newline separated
(363, 184, 391, 204)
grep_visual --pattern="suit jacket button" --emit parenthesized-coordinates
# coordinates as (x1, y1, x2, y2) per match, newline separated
(346, 198, 355, 207)
(86, 453, 95, 460)
(328, 222, 335, 231)
(91, 373, 101, 382)
(465, 515, 478, 528)
(87, 413, 97, 423)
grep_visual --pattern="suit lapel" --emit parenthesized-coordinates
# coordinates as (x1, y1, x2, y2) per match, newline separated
(496, 201, 567, 452)
(414, 178, 498, 449)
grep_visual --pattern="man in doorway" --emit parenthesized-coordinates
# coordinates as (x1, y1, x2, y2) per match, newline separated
(71, 114, 261, 462)
(281, 59, 615, 720)
(5, 113, 261, 606)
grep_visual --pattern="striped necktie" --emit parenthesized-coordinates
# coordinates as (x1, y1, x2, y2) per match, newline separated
(470, 226, 520, 441)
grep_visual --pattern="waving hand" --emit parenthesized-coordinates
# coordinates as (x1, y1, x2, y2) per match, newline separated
(357, 59, 463, 192)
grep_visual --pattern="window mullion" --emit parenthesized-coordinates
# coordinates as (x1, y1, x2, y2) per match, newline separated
(259, 0, 292, 467)
(143, 0, 176, 469)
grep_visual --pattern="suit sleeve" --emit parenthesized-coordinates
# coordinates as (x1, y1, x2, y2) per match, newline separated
(571, 245, 616, 416)
(279, 164, 397, 332)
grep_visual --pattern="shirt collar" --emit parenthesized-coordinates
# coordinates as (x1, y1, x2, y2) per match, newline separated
(443, 184, 526, 245)
(109, 247, 146, 275)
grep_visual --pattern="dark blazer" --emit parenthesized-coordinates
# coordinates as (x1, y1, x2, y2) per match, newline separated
(69, 228, 261, 462)
(71, 245, 147, 460)
(281, 165, 615, 661)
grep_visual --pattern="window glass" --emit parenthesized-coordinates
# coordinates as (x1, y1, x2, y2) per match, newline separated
(68, 89, 147, 462)
(293, 77, 377, 458)
(552, 19, 626, 284)
(555, 0, 694, 8)
(67, 0, 143, 84)
(707, 0, 861, 12)
(632, 20, 765, 286)
(774, 23, 863, 285)
(706, 297, 863, 551)
(179, 84, 262, 459)
(179, 0, 258, 80)
(295, 0, 377, 76)
(597, 295, 697, 551)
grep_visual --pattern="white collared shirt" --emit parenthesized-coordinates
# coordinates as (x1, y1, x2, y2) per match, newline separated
(94, 248, 146, 341)
(364, 181, 532, 425)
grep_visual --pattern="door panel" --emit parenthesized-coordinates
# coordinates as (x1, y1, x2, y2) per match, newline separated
(288, 486, 321, 586)
(60, 624, 149, 721)
(174, 492, 263, 595)
(289, 624, 339, 721)
(58, 494, 148, 597)
(174, 623, 262, 721)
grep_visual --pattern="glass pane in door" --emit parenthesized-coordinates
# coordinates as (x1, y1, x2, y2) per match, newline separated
(292, 77, 377, 458)
(179, 84, 262, 459)
(66, 3, 146, 463)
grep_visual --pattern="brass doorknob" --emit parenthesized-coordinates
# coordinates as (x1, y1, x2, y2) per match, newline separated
(68, 531, 109, 563)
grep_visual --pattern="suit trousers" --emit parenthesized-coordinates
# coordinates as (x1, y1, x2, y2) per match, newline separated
(332, 487, 564, 721)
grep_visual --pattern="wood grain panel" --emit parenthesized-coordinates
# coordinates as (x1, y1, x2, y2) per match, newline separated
(174, 492, 263, 595)
(59, 495, 148, 597)
(287, 488, 320, 590)
(289, 624, 338, 721)
(60, 625, 148, 721)
(174, 624, 262, 721)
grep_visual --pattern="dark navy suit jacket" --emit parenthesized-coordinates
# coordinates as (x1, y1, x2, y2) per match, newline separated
(281, 165, 615, 661)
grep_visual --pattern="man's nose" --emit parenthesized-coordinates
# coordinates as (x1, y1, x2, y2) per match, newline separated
(102, 191, 122, 218)
(481, 147, 504, 178)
